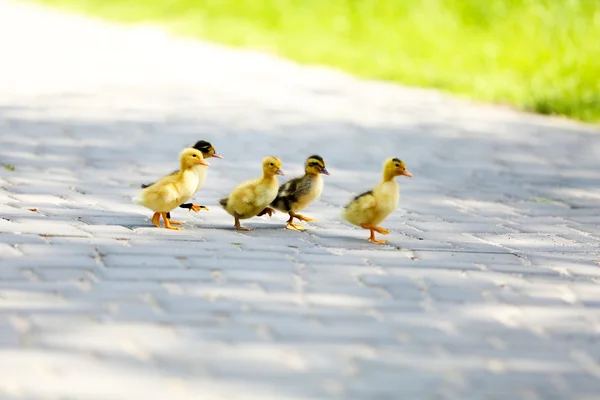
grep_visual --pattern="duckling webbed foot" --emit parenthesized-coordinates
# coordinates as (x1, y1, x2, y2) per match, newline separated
(285, 214, 306, 231)
(368, 233, 387, 244)
(373, 226, 391, 235)
(151, 212, 162, 228)
(257, 207, 275, 217)
(367, 229, 387, 244)
(163, 211, 184, 225)
(293, 213, 315, 222)
(161, 212, 182, 230)
(361, 224, 389, 244)
(191, 204, 209, 212)
(234, 214, 253, 231)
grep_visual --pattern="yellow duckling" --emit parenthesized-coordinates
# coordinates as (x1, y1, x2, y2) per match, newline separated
(219, 156, 284, 231)
(140, 140, 223, 224)
(271, 155, 330, 230)
(342, 158, 412, 244)
(133, 148, 210, 230)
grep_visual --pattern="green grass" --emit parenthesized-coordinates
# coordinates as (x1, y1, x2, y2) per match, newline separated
(32, 0, 600, 123)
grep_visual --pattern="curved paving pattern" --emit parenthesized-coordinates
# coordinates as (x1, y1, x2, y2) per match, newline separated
(1, 1, 600, 399)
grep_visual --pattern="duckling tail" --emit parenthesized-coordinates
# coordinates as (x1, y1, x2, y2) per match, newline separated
(218, 197, 228, 208)
(132, 196, 144, 205)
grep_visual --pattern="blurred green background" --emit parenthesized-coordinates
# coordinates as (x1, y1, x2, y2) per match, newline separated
(33, 0, 600, 123)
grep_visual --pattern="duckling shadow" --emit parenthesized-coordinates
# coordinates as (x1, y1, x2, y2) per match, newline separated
(327, 236, 395, 248)
(190, 222, 286, 232)
(306, 227, 409, 249)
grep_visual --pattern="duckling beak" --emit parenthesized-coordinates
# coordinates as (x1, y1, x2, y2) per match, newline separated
(212, 153, 223, 159)
(276, 169, 285, 176)
(401, 170, 412, 177)
(321, 168, 330, 175)
(199, 159, 211, 167)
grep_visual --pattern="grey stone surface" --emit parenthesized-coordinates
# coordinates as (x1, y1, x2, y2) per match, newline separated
(0, 0, 600, 399)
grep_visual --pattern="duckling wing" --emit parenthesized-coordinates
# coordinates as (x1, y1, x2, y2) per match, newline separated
(137, 180, 183, 211)
(230, 180, 260, 204)
(141, 168, 180, 189)
(343, 190, 378, 225)
(349, 190, 377, 210)
(271, 176, 303, 211)
(222, 179, 264, 216)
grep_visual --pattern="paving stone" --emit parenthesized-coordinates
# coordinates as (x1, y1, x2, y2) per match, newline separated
(222, 270, 297, 285)
(35, 267, 96, 282)
(77, 224, 138, 238)
(100, 267, 214, 282)
(6, 219, 92, 237)
(188, 256, 297, 271)
(0, 318, 21, 347)
(0, 266, 26, 281)
(101, 254, 183, 269)
(3, 255, 99, 269)
(0, 242, 21, 257)
(484, 263, 564, 276)
(17, 243, 97, 257)
(0, 233, 47, 245)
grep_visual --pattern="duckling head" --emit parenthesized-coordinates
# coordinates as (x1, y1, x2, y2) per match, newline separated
(180, 148, 211, 170)
(383, 157, 412, 181)
(262, 156, 284, 177)
(305, 155, 330, 176)
(192, 140, 223, 159)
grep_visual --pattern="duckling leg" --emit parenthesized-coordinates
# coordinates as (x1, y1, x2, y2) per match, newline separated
(293, 212, 316, 223)
(285, 213, 305, 231)
(234, 213, 253, 231)
(190, 204, 209, 212)
(372, 225, 391, 235)
(163, 211, 184, 225)
(257, 207, 275, 217)
(151, 212, 161, 228)
(368, 229, 387, 244)
(161, 212, 182, 230)
(361, 224, 388, 244)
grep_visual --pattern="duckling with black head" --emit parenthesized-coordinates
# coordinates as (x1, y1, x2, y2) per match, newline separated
(133, 148, 210, 230)
(140, 140, 223, 224)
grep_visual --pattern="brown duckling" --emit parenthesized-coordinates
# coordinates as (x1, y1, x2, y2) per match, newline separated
(271, 155, 329, 230)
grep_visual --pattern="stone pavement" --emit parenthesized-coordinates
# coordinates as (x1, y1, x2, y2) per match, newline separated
(1, 1, 600, 399)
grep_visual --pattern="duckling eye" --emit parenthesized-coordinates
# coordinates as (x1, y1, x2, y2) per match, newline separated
(269, 162, 274, 166)
(395, 163, 400, 167)
(192, 154, 197, 158)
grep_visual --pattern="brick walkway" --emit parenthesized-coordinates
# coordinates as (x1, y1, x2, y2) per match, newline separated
(1, 1, 600, 399)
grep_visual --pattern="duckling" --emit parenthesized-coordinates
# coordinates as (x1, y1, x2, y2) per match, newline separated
(140, 140, 222, 224)
(342, 158, 412, 244)
(133, 148, 210, 230)
(219, 156, 284, 231)
(271, 155, 330, 231)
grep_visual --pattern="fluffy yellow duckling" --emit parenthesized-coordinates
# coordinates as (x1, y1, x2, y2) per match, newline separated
(133, 148, 210, 230)
(342, 158, 412, 244)
(219, 156, 284, 231)
(140, 140, 223, 224)
(271, 155, 330, 230)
